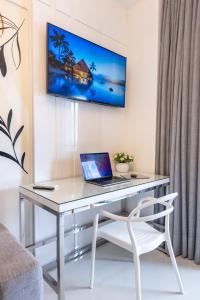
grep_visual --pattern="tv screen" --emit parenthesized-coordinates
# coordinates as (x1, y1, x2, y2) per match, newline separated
(47, 23, 126, 107)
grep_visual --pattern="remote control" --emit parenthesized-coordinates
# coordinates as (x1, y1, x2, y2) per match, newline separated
(33, 185, 56, 191)
(130, 174, 149, 179)
(130, 174, 137, 178)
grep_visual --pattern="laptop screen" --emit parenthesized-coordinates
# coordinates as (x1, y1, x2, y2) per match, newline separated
(80, 153, 113, 181)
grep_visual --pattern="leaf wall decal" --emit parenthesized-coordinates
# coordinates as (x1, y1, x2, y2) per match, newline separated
(0, 109, 28, 174)
(21, 152, 25, 168)
(7, 109, 12, 132)
(0, 115, 6, 128)
(0, 26, 12, 30)
(16, 33, 21, 70)
(0, 14, 4, 36)
(0, 15, 24, 77)
(0, 151, 18, 164)
(13, 125, 24, 146)
(11, 37, 17, 68)
(11, 34, 21, 69)
(0, 120, 5, 127)
(0, 126, 10, 139)
(0, 46, 7, 77)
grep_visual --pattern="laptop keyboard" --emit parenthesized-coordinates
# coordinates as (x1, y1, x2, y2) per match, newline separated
(94, 177, 130, 185)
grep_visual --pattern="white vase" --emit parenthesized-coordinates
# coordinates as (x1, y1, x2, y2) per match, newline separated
(116, 163, 129, 173)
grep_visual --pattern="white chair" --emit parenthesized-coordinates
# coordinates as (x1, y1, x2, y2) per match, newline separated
(90, 193, 184, 300)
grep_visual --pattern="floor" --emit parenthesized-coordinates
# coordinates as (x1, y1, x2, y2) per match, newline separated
(44, 243, 200, 300)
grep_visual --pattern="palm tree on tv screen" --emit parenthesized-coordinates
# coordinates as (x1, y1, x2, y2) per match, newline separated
(63, 50, 76, 67)
(50, 29, 69, 61)
(90, 62, 96, 72)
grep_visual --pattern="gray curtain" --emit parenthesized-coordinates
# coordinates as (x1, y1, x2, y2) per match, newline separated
(155, 0, 200, 263)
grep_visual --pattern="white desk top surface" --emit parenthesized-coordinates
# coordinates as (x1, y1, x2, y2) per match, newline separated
(20, 174, 169, 206)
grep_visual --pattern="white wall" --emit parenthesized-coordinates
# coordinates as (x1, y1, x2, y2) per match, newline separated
(125, 0, 159, 173)
(33, 0, 128, 183)
(32, 0, 129, 265)
(0, 0, 33, 239)
(0, 0, 130, 266)
(0, 0, 160, 265)
(122, 0, 160, 213)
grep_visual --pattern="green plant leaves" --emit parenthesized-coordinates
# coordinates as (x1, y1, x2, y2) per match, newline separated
(113, 152, 134, 163)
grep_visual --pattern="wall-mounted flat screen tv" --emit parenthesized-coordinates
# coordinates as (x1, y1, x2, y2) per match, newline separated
(47, 23, 126, 107)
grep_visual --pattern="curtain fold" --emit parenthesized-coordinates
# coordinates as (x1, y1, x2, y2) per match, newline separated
(155, 0, 200, 263)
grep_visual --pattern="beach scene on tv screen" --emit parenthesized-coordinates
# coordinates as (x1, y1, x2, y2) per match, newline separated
(47, 23, 126, 107)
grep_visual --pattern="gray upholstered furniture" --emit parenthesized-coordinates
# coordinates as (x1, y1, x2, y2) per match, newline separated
(0, 224, 43, 300)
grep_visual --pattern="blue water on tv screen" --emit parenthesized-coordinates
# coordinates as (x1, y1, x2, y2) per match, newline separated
(47, 23, 126, 107)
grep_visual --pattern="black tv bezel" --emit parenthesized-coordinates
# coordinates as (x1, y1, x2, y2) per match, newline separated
(46, 23, 127, 108)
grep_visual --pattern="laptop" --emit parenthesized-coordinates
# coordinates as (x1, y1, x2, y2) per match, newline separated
(80, 152, 132, 187)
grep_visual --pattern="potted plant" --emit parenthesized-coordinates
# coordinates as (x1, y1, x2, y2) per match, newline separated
(113, 152, 134, 173)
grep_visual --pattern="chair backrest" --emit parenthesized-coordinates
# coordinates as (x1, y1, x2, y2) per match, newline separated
(128, 192, 177, 223)
(126, 193, 178, 252)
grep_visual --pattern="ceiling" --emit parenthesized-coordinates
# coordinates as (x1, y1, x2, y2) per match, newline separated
(116, 0, 139, 8)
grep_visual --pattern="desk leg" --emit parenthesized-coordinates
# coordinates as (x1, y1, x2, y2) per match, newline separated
(19, 196, 25, 246)
(57, 213, 65, 300)
(121, 198, 127, 212)
(31, 204, 36, 256)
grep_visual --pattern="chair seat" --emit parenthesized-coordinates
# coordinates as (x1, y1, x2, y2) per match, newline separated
(98, 221, 165, 254)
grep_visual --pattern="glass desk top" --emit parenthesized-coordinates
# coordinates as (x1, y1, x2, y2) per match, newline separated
(20, 173, 169, 206)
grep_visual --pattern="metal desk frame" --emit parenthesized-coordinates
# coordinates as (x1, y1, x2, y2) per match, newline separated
(19, 175, 169, 300)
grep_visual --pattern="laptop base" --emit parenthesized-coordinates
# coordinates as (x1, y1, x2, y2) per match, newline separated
(87, 176, 131, 187)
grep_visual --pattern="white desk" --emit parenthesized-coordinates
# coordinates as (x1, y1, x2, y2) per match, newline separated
(19, 174, 169, 300)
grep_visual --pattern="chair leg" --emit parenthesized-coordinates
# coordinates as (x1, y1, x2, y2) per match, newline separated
(166, 238, 184, 294)
(90, 213, 99, 289)
(133, 254, 141, 300)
